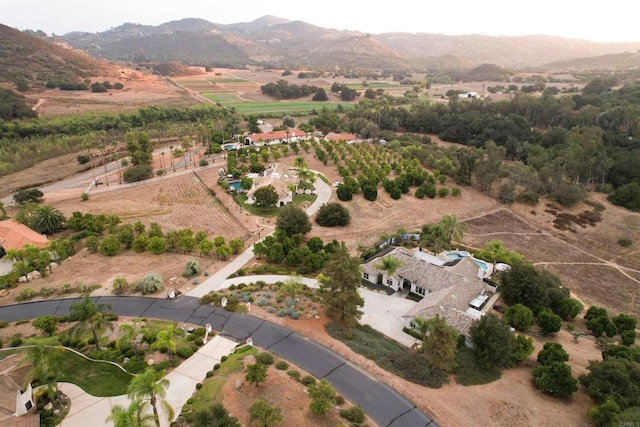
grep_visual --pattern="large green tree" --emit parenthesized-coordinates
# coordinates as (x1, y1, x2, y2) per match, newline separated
(503, 303, 534, 331)
(276, 204, 311, 237)
(475, 140, 506, 193)
(469, 313, 514, 370)
(580, 358, 640, 410)
(315, 203, 351, 227)
(253, 185, 279, 209)
(421, 315, 459, 372)
(532, 362, 578, 397)
(318, 242, 364, 327)
(127, 367, 173, 427)
(439, 214, 467, 248)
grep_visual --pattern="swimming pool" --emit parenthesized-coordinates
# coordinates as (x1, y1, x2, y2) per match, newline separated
(473, 259, 489, 271)
(446, 251, 470, 259)
(228, 180, 241, 191)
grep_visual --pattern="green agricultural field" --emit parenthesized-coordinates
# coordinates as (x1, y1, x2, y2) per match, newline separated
(231, 101, 352, 114)
(209, 78, 249, 83)
(178, 80, 213, 86)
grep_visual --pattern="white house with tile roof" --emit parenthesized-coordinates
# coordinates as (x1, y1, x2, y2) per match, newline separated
(360, 246, 498, 338)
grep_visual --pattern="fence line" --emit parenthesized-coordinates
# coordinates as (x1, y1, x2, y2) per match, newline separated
(87, 161, 224, 195)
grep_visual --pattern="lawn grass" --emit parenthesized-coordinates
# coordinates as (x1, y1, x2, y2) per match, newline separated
(234, 194, 279, 217)
(189, 346, 257, 414)
(233, 194, 317, 217)
(453, 346, 501, 386)
(47, 347, 132, 396)
(292, 194, 317, 205)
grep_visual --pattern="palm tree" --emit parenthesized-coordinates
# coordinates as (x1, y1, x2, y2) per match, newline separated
(127, 368, 174, 427)
(439, 214, 467, 249)
(293, 156, 307, 170)
(107, 398, 154, 427)
(483, 239, 507, 264)
(30, 205, 66, 235)
(152, 324, 177, 361)
(23, 338, 61, 399)
(118, 319, 143, 356)
(70, 295, 112, 351)
(297, 168, 316, 192)
(374, 255, 403, 285)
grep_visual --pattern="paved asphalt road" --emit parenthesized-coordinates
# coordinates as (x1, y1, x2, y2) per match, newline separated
(0, 295, 437, 427)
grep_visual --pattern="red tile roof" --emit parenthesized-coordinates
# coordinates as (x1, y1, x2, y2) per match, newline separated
(246, 128, 302, 141)
(0, 220, 48, 251)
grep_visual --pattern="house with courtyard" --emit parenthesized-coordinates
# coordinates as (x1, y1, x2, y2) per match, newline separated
(243, 128, 305, 147)
(360, 246, 498, 340)
(245, 163, 298, 207)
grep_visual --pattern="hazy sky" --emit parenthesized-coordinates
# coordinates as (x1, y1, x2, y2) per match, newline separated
(1, 0, 638, 43)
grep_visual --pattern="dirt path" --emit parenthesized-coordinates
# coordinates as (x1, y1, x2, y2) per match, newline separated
(465, 207, 640, 287)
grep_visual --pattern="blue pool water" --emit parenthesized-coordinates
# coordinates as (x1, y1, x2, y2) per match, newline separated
(473, 259, 489, 271)
(446, 251, 470, 259)
(228, 180, 241, 191)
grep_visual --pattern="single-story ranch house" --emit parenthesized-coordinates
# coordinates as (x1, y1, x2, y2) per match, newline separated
(243, 128, 306, 147)
(360, 246, 499, 339)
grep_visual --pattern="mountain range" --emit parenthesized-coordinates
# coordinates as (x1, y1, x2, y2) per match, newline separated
(58, 15, 640, 71)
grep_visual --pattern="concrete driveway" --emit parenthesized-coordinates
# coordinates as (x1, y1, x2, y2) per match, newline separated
(60, 335, 238, 427)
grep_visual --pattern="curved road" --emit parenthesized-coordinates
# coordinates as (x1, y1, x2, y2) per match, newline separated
(0, 296, 437, 427)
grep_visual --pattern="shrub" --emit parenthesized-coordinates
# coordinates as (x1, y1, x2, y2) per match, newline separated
(340, 406, 366, 424)
(287, 370, 301, 381)
(618, 238, 633, 248)
(194, 338, 204, 346)
(205, 371, 213, 378)
(275, 361, 288, 370)
(176, 346, 194, 359)
(81, 192, 89, 201)
(553, 182, 586, 207)
(77, 155, 90, 164)
(315, 203, 351, 227)
(182, 259, 202, 278)
(138, 273, 164, 294)
(335, 394, 346, 405)
(11, 337, 23, 347)
(516, 190, 540, 205)
(257, 352, 274, 365)
(213, 363, 221, 370)
(438, 187, 449, 197)
(17, 288, 36, 301)
(112, 277, 129, 295)
(123, 164, 153, 183)
(195, 383, 203, 390)
(301, 375, 316, 386)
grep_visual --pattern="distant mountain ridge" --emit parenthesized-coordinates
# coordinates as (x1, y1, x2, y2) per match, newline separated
(4, 16, 632, 71)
